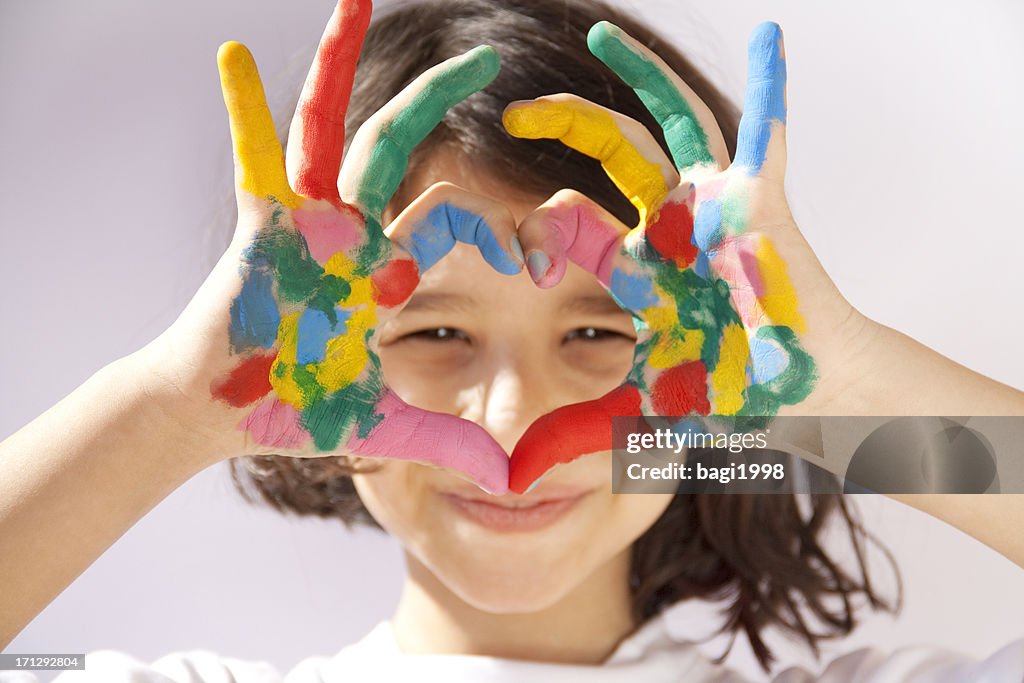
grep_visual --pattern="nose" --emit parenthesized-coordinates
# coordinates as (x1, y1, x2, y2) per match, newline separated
(462, 353, 562, 455)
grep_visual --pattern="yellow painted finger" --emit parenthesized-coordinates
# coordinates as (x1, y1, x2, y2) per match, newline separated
(217, 41, 300, 208)
(504, 98, 671, 225)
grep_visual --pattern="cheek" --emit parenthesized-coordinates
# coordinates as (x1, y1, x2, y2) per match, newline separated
(377, 344, 474, 414)
(352, 462, 437, 544)
(607, 492, 676, 547)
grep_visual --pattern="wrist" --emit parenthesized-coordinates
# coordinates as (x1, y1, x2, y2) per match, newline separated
(103, 349, 232, 472)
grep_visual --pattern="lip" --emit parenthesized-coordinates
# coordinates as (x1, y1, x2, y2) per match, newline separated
(441, 488, 592, 533)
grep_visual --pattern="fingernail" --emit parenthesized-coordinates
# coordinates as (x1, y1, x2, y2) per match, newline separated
(509, 235, 525, 265)
(526, 250, 551, 281)
(525, 475, 544, 493)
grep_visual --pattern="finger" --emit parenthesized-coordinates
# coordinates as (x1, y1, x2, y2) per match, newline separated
(286, 0, 372, 203)
(515, 188, 629, 288)
(503, 95, 677, 226)
(385, 182, 523, 275)
(733, 22, 788, 179)
(339, 46, 501, 224)
(586, 21, 730, 174)
(516, 189, 664, 317)
(508, 385, 642, 494)
(217, 41, 300, 209)
(347, 390, 510, 494)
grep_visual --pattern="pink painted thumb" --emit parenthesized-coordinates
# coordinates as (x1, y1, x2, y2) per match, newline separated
(346, 390, 510, 494)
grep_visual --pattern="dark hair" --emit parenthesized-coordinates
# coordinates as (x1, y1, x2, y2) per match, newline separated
(231, 0, 899, 671)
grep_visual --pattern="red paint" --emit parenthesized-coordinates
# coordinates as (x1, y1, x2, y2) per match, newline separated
(211, 352, 276, 408)
(508, 385, 642, 494)
(645, 200, 698, 268)
(294, 0, 371, 202)
(651, 361, 711, 416)
(371, 258, 420, 307)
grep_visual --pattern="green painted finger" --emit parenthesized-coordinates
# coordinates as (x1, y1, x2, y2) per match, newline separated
(344, 46, 501, 222)
(587, 21, 714, 171)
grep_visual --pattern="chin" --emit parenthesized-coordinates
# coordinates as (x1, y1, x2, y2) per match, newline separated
(428, 545, 589, 613)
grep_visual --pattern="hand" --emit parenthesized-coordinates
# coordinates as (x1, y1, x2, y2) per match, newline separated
(502, 21, 865, 493)
(144, 0, 522, 493)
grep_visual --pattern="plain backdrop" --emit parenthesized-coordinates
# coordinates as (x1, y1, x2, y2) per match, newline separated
(2, 0, 1023, 679)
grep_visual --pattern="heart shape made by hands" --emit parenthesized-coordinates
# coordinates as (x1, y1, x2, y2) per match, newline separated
(212, 0, 814, 497)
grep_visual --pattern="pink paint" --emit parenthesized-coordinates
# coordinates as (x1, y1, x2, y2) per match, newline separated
(540, 202, 622, 287)
(709, 236, 764, 329)
(293, 206, 364, 265)
(694, 177, 728, 205)
(347, 390, 510, 494)
(242, 398, 311, 449)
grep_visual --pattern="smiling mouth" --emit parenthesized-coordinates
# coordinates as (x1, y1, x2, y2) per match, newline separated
(441, 490, 591, 533)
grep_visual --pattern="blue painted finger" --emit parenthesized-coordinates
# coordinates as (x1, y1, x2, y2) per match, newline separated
(406, 202, 524, 275)
(734, 22, 787, 174)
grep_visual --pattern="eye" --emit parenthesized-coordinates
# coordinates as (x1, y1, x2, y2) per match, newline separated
(402, 327, 470, 343)
(564, 327, 633, 343)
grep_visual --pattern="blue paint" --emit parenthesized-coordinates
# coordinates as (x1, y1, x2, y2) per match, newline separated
(408, 202, 521, 275)
(734, 22, 786, 174)
(693, 199, 723, 251)
(296, 307, 352, 365)
(609, 268, 659, 311)
(524, 474, 544, 493)
(670, 417, 706, 438)
(749, 335, 787, 384)
(229, 268, 281, 352)
(526, 250, 551, 281)
(693, 250, 711, 279)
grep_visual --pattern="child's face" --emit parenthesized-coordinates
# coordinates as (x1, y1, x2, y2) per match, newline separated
(353, 151, 674, 612)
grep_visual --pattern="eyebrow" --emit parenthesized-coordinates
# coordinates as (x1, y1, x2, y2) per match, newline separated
(398, 291, 627, 316)
(558, 293, 628, 317)
(399, 291, 480, 314)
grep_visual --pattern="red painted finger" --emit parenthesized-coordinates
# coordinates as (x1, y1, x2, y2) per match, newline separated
(508, 384, 642, 494)
(286, 0, 372, 204)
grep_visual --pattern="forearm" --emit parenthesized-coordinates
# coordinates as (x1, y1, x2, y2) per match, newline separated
(837, 320, 1024, 568)
(840, 321, 1024, 416)
(0, 353, 221, 647)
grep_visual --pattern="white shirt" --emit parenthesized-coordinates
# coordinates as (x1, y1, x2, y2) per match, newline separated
(5, 613, 1023, 682)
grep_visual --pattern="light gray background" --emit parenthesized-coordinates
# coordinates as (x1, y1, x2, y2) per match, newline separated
(2, 0, 1023, 678)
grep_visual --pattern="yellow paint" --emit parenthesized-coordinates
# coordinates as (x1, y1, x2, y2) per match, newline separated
(649, 328, 704, 369)
(316, 306, 374, 392)
(710, 323, 749, 415)
(324, 252, 375, 309)
(504, 101, 667, 224)
(643, 302, 704, 368)
(269, 313, 306, 408)
(312, 251, 377, 392)
(754, 237, 805, 333)
(217, 41, 300, 208)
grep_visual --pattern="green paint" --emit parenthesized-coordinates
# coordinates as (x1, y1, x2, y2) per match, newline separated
(246, 206, 351, 314)
(719, 189, 750, 235)
(587, 21, 714, 170)
(355, 45, 501, 223)
(301, 374, 386, 450)
(741, 326, 816, 416)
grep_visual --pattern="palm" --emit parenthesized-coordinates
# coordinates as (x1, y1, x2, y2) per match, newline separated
(199, 0, 519, 493)
(218, 194, 412, 453)
(504, 21, 815, 492)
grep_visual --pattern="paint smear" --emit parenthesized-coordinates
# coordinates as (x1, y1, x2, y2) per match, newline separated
(348, 390, 510, 494)
(242, 397, 310, 449)
(509, 385, 643, 494)
(211, 351, 276, 408)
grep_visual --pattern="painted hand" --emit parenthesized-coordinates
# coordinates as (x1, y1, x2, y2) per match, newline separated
(503, 22, 825, 493)
(162, 0, 522, 493)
